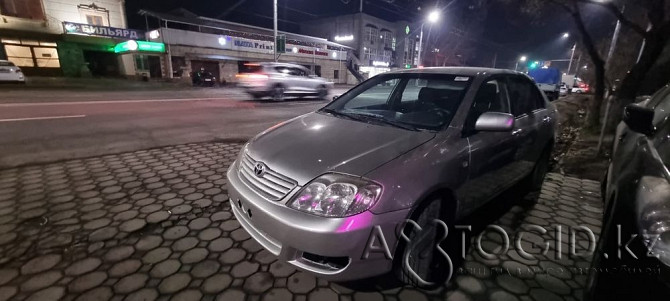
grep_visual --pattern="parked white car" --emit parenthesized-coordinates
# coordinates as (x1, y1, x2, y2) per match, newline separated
(236, 62, 333, 101)
(0, 60, 25, 83)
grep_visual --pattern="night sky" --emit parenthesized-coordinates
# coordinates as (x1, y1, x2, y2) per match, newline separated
(125, 0, 617, 69)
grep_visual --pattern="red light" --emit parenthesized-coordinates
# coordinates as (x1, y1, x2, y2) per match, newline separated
(236, 73, 268, 80)
(418, 65, 425, 69)
(244, 63, 261, 66)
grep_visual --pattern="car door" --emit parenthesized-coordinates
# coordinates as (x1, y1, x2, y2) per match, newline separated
(506, 75, 551, 181)
(458, 77, 518, 214)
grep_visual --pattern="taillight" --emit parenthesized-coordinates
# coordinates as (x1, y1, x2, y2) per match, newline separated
(14, 68, 21, 73)
(236, 73, 268, 80)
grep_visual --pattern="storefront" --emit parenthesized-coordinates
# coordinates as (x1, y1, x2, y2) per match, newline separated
(0, 35, 61, 76)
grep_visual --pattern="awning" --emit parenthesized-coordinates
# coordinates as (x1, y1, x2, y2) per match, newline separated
(185, 53, 250, 61)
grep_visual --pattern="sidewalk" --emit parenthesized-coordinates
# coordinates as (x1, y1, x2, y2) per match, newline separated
(1, 76, 195, 91)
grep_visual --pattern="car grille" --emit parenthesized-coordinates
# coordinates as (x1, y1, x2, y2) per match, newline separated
(238, 153, 297, 201)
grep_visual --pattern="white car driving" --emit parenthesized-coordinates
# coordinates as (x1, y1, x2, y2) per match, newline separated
(236, 62, 333, 101)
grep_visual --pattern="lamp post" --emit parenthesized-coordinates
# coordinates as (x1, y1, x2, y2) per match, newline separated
(417, 10, 440, 67)
(273, 0, 278, 62)
(515, 56, 527, 71)
(567, 43, 576, 74)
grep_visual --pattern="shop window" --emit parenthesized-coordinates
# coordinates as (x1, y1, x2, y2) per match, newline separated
(135, 55, 149, 72)
(5, 45, 34, 67)
(33, 47, 59, 68)
(0, 0, 45, 20)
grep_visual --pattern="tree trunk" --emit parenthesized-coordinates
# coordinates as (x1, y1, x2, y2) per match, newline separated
(587, 62, 606, 130)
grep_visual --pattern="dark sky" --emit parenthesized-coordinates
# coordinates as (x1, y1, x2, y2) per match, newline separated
(125, 0, 616, 68)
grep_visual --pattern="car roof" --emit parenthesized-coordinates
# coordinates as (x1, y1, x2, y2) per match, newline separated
(385, 67, 525, 78)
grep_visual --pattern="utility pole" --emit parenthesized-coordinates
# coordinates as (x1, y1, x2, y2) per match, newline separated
(274, 0, 278, 62)
(567, 44, 576, 74)
(418, 23, 424, 66)
(360, 0, 363, 12)
(492, 52, 497, 68)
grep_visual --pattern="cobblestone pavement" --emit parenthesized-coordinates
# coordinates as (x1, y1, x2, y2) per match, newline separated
(0, 142, 603, 301)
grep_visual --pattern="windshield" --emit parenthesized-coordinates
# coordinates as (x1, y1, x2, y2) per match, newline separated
(322, 74, 471, 131)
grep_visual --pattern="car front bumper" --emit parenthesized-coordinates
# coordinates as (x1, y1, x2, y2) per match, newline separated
(226, 161, 410, 281)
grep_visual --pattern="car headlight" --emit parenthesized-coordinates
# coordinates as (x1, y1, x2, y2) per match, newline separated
(636, 176, 670, 266)
(288, 173, 382, 217)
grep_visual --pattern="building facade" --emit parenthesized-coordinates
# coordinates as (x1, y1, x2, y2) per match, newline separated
(0, 0, 162, 77)
(300, 13, 420, 78)
(141, 10, 354, 84)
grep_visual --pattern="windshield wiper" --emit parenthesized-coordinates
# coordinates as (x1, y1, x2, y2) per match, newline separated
(347, 112, 420, 131)
(321, 108, 366, 122)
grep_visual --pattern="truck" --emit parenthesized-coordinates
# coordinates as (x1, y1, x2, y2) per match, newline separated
(529, 67, 561, 101)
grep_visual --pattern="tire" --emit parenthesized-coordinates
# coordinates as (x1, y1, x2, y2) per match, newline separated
(394, 197, 455, 289)
(317, 85, 329, 100)
(271, 84, 286, 102)
(524, 146, 551, 192)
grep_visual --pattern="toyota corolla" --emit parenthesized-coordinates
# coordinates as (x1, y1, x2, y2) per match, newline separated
(226, 67, 556, 286)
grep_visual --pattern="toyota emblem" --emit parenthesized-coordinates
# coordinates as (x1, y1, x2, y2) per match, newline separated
(254, 163, 267, 177)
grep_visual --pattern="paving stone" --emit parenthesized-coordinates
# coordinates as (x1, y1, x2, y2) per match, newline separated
(216, 290, 246, 301)
(136, 235, 163, 251)
(529, 288, 564, 301)
(231, 261, 259, 278)
(181, 248, 209, 264)
(142, 247, 172, 264)
(146, 211, 170, 223)
(150, 259, 181, 278)
(172, 289, 202, 301)
(200, 274, 234, 295)
(0, 269, 18, 285)
(496, 275, 529, 294)
(269, 261, 296, 278)
(172, 237, 199, 252)
(163, 226, 189, 240)
(490, 290, 520, 301)
(119, 219, 147, 232)
(188, 217, 211, 230)
(0, 286, 17, 301)
(192, 260, 220, 278)
(158, 273, 191, 294)
(261, 288, 291, 301)
(113, 210, 139, 221)
(21, 254, 61, 275)
(198, 228, 222, 241)
(243, 272, 274, 294)
(456, 276, 485, 294)
(109, 259, 142, 277)
(21, 270, 62, 291)
(114, 273, 148, 294)
(89, 227, 118, 242)
(25, 286, 66, 301)
(172, 204, 193, 215)
(208, 237, 233, 252)
(68, 271, 107, 292)
(536, 274, 571, 295)
(125, 288, 158, 301)
(220, 220, 240, 231)
(287, 272, 317, 294)
(104, 245, 135, 262)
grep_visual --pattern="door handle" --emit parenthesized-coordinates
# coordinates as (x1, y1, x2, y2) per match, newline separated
(542, 116, 551, 123)
(512, 129, 523, 136)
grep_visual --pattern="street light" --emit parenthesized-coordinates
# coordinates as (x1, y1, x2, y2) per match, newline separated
(417, 9, 440, 66)
(515, 56, 527, 71)
(562, 32, 570, 39)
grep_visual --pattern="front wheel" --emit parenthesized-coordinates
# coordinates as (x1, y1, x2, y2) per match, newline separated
(394, 197, 455, 289)
(317, 86, 329, 100)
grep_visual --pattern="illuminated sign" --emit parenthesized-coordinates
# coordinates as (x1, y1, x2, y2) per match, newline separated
(372, 61, 389, 67)
(405, 25, 410, 35)
(218, 36, 227, 46)
(148, 30, 160, 39)
(63, 22, 143, 39)
(298, 48, 329, 56)
(334, 35, 354, 42)
(114, 40, 165, 53)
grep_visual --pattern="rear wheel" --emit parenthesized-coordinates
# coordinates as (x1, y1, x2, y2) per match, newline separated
(394, 197, 455, 289)
(524, 146, 551, 192)
(272, 85, 286, 102)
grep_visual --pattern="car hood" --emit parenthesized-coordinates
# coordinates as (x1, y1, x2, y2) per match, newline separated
(245, 112, 435, 185)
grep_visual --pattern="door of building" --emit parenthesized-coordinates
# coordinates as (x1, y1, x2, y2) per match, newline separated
(190, 60, 219, 80)
(147, 56, 162, 78)
(83, 50, 118, 77)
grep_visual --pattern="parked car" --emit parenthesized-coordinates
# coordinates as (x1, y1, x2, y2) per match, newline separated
(560, 83, 569, 97)
(236, 62, 333, 101)
(191, 69, 217, 87)
(226, 67, 556, 287)
(587, 84, 670, 301)
(0, 60, 25, 83)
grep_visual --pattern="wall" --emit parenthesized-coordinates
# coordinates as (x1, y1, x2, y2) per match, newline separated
(0, 0, 127, 34)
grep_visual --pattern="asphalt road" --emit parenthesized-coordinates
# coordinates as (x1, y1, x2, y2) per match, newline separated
(0, 88, 349, 169)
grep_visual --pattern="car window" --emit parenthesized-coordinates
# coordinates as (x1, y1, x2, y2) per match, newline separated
(651, 89, 670, 127)
(0, 61, 14, 67)
(274, 66, 291, 74)
(324, 74, 472, 131)
(653, 118, 670, 169)
(507, 76, 539, 116)
(464, 79, 510, 130)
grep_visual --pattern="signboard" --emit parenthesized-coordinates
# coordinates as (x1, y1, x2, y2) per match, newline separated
(114, 40, 165, 53)
(232, 39, 273, 51)
(63, 22, 144, 39)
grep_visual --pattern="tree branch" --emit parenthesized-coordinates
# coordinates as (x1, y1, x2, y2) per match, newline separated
(578, 0, 649, 37)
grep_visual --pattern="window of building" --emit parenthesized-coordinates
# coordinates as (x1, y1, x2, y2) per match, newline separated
(3, 38, 60, 68)
(86, 15, 104, 26)
(32, 47, 60, 68)
(4, 45, 33, 67)
(135, 55, 149, 71)
(364, 47, 372, 60)
(0, 0, 45, 20)
(382, 31, 393, 48)
(365, 26, 377, 44)
(334, 70, 339, 79)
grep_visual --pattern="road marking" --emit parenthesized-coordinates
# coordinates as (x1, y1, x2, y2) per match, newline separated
(0, 115, 86, 122)
(0, 97, 240, 107)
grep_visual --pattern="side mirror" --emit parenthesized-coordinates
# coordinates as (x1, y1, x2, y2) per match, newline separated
(623, 104, 655, 136)
(475, 112, 515, 132)
(333, 95, 340, 101)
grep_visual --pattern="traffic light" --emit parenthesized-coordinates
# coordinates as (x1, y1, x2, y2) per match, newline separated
(276, 35, 286, 53)
(529, 61, 539, 69)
